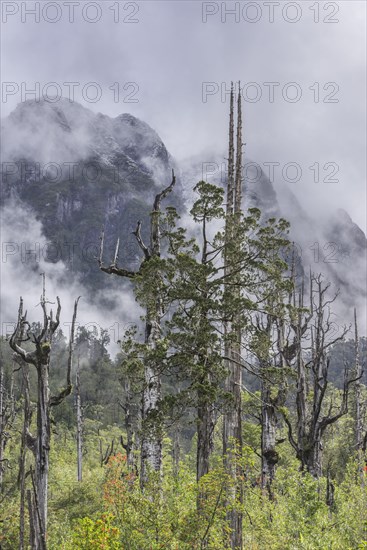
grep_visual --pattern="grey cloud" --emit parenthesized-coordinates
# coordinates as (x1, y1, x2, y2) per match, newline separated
(1, 0, 365, 333)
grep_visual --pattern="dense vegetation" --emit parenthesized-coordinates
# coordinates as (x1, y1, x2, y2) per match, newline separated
(1, 92, 366, 549)
(1, 327, 366, 549)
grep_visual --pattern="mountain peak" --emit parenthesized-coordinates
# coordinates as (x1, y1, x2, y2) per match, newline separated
(3, 99, 172, 182)
(8, 96, 95, 125)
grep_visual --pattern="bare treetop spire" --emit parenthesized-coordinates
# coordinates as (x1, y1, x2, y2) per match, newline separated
(227, 81, 235, 217)
(234, 80, 243, 214)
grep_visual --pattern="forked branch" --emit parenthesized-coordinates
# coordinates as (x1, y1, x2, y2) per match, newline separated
(50, 296, 80, 407)
(98, 230, 137, 278)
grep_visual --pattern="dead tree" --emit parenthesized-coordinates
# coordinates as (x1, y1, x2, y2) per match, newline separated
(75, 357, 83, 482)
(281, 274, 359, 478)
(18, 366, 31, 549)
(9, 279, 79, 545)
(256, 256, 301, 498)
(13, 298, 33, 550)
(260, 377, 281, 498)
(254, 314, 289, 499)
(246, 281, 295, 500)
(222, 82, 244, 549)
(19, 359, 31, 550)
(99, 171, 175, 488)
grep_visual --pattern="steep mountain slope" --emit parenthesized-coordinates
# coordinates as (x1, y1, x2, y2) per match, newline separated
(1, 98, 179, 290)
(1, 98, 366, 321)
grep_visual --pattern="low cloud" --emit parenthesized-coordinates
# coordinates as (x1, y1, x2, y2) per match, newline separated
(0, 199, 142, 355)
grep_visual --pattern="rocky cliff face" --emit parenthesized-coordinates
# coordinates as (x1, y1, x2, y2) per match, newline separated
(1, 98, 180, 289)
(1, 98, 366, 319)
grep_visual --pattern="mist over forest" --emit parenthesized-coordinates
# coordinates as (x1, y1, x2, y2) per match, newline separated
(0, 2, 366, 549)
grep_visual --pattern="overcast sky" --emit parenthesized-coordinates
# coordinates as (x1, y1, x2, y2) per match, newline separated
(1, 0, 366, 229)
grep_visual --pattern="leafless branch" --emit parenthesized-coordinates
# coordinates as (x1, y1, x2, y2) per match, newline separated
(50, 296, 80, 407)
(98, 229, 137, 278)
(132, 221, 150, 260)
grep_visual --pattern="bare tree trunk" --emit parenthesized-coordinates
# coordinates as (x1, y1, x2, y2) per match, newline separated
(140, 321, 163, 486)
(76, 361, 83, 482)
(140, 393, 162, 483)
(223, 78, 235, 473)
(295, 284, 323, 478)
(30, 466, 47, 550)
(260, 315, 290, 497)
(281, 275, 358, 479)
(304, 441, 323, 478)
(261, 382, 278, 498)
(224, 349, 243, 549)
(223, 82, 243, 550)
(10, 365, 15, 417)
(19, 364, 31, 550)
(27, 488, 40, 550)
(140, 175, 176, 488)
(10, 286, 79, 544)
(35, 360, 50, 536)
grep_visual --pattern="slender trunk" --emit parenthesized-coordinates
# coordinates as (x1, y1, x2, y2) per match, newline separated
(172, 423, 180, 478)
(139, 174, 175, 488)
(296, 348, 322, 477)
(140, 368, 162, 485)
(354, 309, 363, 482)
(223, 82, 243, 550)
(123, 375, 136, 472)
(76, 366, 83, 482)
(35, 361, 50, 540)
(224, 344, 243, 549)
(27, 488, 40, 550)
(10, 366, 15, 417)
(19, 365, 31, 550)
(326, 470, 335, 513)
(140, 315, 162, 488)
(197, 367, 214, 548)
(197, 380, 214, 482)
(296, 350, 309, 470)
(261, 382, 278, 498)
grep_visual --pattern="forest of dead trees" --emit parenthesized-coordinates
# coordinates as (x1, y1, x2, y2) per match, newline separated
(0, 85, 366, 549)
